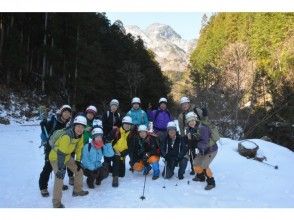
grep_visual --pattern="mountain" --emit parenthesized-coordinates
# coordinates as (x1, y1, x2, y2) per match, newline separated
(125, 23, 196, 72)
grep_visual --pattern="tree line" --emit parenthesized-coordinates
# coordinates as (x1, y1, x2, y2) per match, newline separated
(0, 13, 171, 113)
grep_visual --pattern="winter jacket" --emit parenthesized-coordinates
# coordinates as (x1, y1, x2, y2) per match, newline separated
(82, 142, 104, 171)
(112, 127, 130, 157)
(128, 134, 160, 166)
(49, 128, 84, 164)
(186, 126, 199, 151)
(40, 114, 68, 140)
(197, 124, 218, 155)
(102, 110, 121, 138)
(161, 134, 188, 161)
(151, 109, 173, 131)
(178, 104, 195, 136)
(127, 108, 148, 127)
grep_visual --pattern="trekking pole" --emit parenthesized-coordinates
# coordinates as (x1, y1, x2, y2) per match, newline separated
(187, 148, 195, 185)
(253, 158, 279, 169)
(162, 160, 167, 189)
(140, 173, 147, 200)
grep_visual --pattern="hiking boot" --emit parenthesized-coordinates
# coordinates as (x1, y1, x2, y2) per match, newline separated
(152, 176, 159, 180)
(190, 170, 195, 175)
(112, 176, 119, 187)
(68, 176, 74, 186)
(95, 178, 101, 185)
(72, 190, 89, 197)
(53, 202, 65, 208)
(192, 172, 206, 182)
(62, 185, 68, 191)
(205, 177, 216, 190)
(143, 165, 152, 175)
(178, 175, 184, 180)
(40, 189, 49, 197)
(86, 178, 94, 189)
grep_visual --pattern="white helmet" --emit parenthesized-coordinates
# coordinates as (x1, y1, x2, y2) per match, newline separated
(92, 127, 103, 136)
(122, 116, 133, 124)
(167, 121, 177, 130)
(186, 111, 198, 123)
(93, 119, 103, 128)
(138, 125, 148, 132)
(73, 115, 87, 126)
(131, 97, 141, 104)
(58, 104, 72, 114)
(180, 96, 190, 105)
(159, 97, 168, 104)
(110, 99, 119, 107)
(86, 105, 97, 115)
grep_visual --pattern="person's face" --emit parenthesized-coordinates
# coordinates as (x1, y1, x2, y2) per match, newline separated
(123, 123, 131, 131)
(132, 103, 140, 110)
(86, 112, 95, 120)
(168, 129, 176, 138)
(159, 103, 167, 110)
(110, 105, 118, 112)
(93, 135, 103, 142)
(139, 131, 148, 139)
(181, 102, 190, 112)
(61, 110, 71, 121)
(74, 124, 85, 136)
(188, 120, 196, 128)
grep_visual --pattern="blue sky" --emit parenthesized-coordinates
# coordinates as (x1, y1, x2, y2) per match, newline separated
(106, 12, 209, 40)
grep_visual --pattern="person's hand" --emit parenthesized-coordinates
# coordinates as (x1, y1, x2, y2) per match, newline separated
(75, 161, 82, 171)
(56, 169, 65, 179)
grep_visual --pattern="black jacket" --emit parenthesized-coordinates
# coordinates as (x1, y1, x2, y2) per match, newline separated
(102, 110, 121, 137)
(161, 134, 188, 161)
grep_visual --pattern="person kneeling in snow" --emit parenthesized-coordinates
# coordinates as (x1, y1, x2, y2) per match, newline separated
(49, 115, 89, 208)
(129, 125, 161, 180)
(161, 121, 189, 180)
(192, 108, 218, 190)
(81, 127, 114, 189)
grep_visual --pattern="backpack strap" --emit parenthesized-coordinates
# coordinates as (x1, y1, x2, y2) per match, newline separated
(88, 142, 92, 152)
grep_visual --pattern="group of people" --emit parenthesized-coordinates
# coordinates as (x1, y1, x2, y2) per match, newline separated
(38, 96, 218, 208)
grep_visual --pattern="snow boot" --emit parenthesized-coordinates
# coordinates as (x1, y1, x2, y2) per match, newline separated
(40, 189, 49, 197)
(53, 202, 65, 208)
(69, 176, 74, 186)
(152, 175, 159, 180)
(62, 184, 68, 191)
(86, 177, 94, 189)
(190, 170, 195, 175)
(72, 190, 89, 197)
(178, 175, 184, 180)
(205, 177, 215, 190)
(112, 176, 119, 187)
(95, 178, 101, 185)
(192, 172, 206, 182)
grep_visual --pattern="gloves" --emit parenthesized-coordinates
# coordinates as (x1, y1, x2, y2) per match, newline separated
(56, 168, 66, 179)
(195, 148, 200, 155)
(75, 161, 82, 171)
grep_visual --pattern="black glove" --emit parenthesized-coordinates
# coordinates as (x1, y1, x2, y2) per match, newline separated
(56, 168, 66, 179)
(75, 161, 82, 171)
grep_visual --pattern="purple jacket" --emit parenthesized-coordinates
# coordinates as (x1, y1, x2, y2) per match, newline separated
(197, 124, 218, 155)
(151, 109, 173, 131)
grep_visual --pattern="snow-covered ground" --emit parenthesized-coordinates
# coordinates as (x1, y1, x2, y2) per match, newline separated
(0, 122, 294, 208)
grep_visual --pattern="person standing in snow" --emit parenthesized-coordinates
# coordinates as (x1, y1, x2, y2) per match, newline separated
(49, 115, 89, 208)
(150, 97, 173, 145)
(161, 121, 189, 180)
(81, 127, 114, 189)
(192, 107, 218, 190)
(126, 97, 148, 127)
(177, 96, 196, 175)
(39, 105, 72, 197)
(83, 105, 98, 144)
(185, 111, 200, 179)
(102, 99, 121, 173)
(128, 125, 161, 180)
(110, 116, 133, 187)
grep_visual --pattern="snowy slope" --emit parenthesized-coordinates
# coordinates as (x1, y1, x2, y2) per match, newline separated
(0, 123, 293, 208)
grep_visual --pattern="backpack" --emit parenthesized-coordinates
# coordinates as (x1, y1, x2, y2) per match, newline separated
(40, 115, 57, 143)
(48, 128, 69, 149)
(201, 120, 221, 147)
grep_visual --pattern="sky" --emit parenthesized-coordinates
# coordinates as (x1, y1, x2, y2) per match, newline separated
(106, 12, 210, 40)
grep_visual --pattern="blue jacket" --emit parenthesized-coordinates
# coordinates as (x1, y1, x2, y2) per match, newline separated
(127, 108, 148, 127)
(82, 142, 114, 171)
(197, 124, 218, 155)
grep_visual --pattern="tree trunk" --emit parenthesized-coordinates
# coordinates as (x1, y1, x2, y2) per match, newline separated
(73, 24, 80, 106)
(0, 14, 4, 65)
(41, 13, 48, 93)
